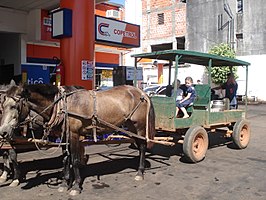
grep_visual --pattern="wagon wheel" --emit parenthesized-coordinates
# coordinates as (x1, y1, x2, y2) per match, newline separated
(232, 119, 250, 149)
(183, 126, 209, 163)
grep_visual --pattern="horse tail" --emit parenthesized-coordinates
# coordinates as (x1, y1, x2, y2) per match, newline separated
(144, 94, 156, 149)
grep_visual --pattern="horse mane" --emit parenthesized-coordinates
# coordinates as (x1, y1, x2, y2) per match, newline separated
(26, 84, 84, 94)
(24, 84, 59, 96)
(6, 84, 85, 99)
(5, 84, 59, 100)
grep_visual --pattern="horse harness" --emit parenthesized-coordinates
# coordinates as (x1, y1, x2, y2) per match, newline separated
(2, 87, 148, 146)
(59, 89, 148, 142)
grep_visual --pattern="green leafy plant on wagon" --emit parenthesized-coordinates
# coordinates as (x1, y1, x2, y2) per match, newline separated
(208, 43, 237, 85)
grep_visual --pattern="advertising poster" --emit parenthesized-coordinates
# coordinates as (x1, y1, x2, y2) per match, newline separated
(21, 64, 51, 84)
(126, 67, 143, 80)
(81, 60, 94, 80)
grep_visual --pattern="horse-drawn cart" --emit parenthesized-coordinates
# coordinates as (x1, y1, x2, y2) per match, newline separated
(132, 50, 251, 162)
(0, 50, 251, 195)
(0, 50, 251, 164)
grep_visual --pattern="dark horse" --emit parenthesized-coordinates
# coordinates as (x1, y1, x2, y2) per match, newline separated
(0, 82, 71, 187)
(0, 84, 156, 195)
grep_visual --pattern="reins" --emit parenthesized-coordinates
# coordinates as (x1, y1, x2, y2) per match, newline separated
(124, 96, 146, 121)
(15, 88, 86, 156)
(20, 89, 83, 126)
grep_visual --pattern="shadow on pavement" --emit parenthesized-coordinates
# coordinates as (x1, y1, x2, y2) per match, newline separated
(0, 130, 242, 191)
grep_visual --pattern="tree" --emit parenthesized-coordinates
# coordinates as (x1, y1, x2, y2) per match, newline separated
(208, 43, 237, 85)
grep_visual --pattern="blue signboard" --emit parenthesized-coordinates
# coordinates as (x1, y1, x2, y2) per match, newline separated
(21, 64, 51, 84)
(52, 8, 72, 39)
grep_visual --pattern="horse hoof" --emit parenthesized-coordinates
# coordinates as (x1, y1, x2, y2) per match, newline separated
(58, 186, 67, 193)
(69, 189, 80, 196)
(135, 175, 144, 181)
(0, 177, 7, 183)
(9, 179, 19, 187)
(0, 172, 8, 183)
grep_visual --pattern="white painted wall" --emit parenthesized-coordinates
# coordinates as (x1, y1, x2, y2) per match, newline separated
(0, 7, 28, 76)
(20, 34, 27, 64)
(0, 7, 27, 33)
(0, 8, 44, 77)
(237, 55, 266, 101)
(124, 0, 142, 67)
(27, 9, 41, 42)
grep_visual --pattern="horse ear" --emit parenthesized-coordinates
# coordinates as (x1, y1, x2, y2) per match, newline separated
(22, 88, 31, 98)
(10, 79, 16, 86)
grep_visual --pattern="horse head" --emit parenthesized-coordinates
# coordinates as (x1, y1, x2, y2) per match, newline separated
(0, 80, 17, 114)
(0, 85, 30, 139)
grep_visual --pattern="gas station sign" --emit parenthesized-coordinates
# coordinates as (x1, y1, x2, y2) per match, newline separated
(95, 15, 140, 48)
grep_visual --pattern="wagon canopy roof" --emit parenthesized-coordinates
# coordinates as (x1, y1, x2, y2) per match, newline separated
(131, 50, 250, 67)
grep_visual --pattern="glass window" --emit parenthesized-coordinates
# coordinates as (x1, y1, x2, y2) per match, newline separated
(157, 13, 164, 25)
(237, 0, 243, 13)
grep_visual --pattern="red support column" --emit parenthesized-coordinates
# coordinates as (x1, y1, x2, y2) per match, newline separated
(60, 0, 95, 90)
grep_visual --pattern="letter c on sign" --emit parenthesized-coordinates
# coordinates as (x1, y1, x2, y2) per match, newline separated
(99, 23, 109, 36)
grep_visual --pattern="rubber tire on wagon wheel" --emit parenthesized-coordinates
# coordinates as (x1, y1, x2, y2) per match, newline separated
(232, 119, 251, 149)
(183, 126, 209, 163)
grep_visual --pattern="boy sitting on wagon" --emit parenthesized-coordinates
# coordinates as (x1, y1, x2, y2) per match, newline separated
(176, 77, 197, 118)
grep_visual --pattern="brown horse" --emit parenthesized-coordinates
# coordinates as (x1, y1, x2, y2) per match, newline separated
(0, 84, 156, 195)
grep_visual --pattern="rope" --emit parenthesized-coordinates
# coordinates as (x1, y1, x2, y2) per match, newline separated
(15, 88, 85, 156)
(19, 88, 85, 127)
(29, 120, 65, 156)
(97, 118, 146, 141)
(125, 96, 145, 121)
(63, 89, 70, 156)
(28, 87, 71, 156)
(91, 91, 97, 142)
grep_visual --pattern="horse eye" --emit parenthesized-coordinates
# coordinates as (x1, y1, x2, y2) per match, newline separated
(10, 105, 17, 109)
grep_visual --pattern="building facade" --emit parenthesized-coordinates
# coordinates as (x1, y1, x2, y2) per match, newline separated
(134, 0, 265, 100)
(139, 0, 187, 86)
(142, 0, 186, 52)
(186, 0, 266, 100)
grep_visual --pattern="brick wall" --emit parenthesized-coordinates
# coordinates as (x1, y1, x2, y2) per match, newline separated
(142, 0, 186, 51)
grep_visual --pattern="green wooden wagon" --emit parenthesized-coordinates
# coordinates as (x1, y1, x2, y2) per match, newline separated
(132, 50, 251, 163)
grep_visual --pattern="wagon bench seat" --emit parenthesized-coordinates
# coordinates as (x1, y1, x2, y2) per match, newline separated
(187, 84, 211, 111)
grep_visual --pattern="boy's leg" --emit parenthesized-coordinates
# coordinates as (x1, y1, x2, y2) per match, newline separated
(180, 107, 189, 118)
(176, 107, 179, 117)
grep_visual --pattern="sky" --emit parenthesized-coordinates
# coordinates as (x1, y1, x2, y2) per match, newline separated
(109, 0, 125, 6)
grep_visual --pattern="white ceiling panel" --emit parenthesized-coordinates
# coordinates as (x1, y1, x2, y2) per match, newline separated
(0, 0, 108, 12)
(0, 0, 60, 12)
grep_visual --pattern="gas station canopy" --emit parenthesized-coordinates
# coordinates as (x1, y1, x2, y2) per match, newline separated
(0, 0, 108, 12)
